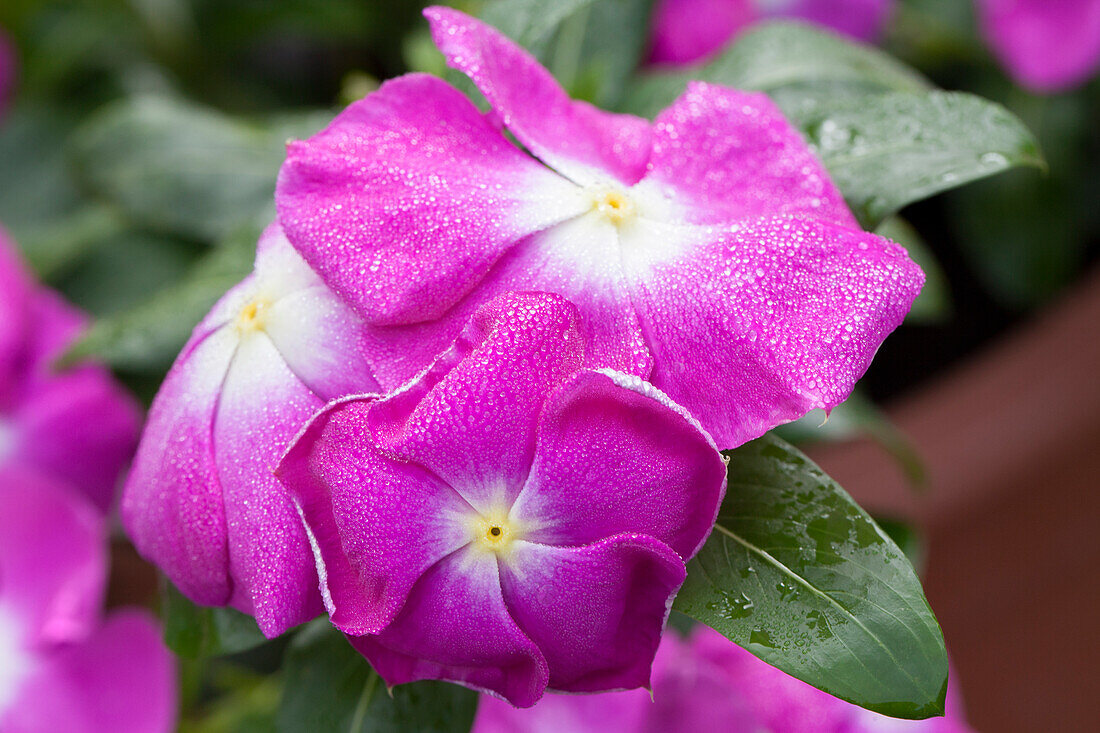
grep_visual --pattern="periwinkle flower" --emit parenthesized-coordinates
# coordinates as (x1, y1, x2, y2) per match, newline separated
(0, 228, 140, 512)
(0, 470, 175, 732)
(977, 0, 1100, 92)
(649, 0, 895, 66)
(475, 624, 973, 732)
(276, 292, 727, 707)
(276, 6, 923, 452)
(122, 222, 378, 637)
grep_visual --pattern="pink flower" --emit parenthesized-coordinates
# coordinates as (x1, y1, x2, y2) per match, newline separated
(121, 222, 378, 637)
(977, 0, 1100, 91)
(0, 227, 140, 512)
(0, 469, 176, 732)
(649, 0, 895, 66)
(276, 292, 727, 707)
(276, 6, 923, 452)
(474, 624, 973, 732)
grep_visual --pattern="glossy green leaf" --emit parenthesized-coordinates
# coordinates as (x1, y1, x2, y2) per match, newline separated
(277, 621, 478, 733)
(162, 582, 269, 659)
(783, 90, 1044, 228)
(675, 435, 947, 719)
(59, 223, 258, 371)
(480, 0, 602, 49)
(67, 97, 331, 242)
(481, 0, 652, 106)
(623, 20, 929, 118)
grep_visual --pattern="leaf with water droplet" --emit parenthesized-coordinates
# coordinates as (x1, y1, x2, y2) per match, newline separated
(778, 90, 1044, 229)
(674, 434, 947, 719)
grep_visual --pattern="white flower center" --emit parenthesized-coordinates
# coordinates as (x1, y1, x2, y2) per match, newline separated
(234, 297, 272, 334)
(587, 185, 638, 226)
(466, 505, 524, 559)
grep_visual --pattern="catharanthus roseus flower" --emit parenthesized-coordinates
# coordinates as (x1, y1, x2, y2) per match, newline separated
(977, 0, 1100, 91)
(122, 222, 378, 637)
(475, 624, 973, 732)
(0, 227, 140, 512)
(276, 292, 727, 707)
(649, 0, 895, 65)
(0, 470, 175, 732)
(277, 6, 923, 452)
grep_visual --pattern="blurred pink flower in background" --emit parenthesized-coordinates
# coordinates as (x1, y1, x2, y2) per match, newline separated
(0, 471, 175, 732)
(977, 0, 1100, 91)
(648, 0, 895, 65)
(0, 227, 140, 513)
(475, 624, 973, 732)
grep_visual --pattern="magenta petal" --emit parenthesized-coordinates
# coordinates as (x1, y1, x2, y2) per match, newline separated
(0, 469, 105, 646)
(247, 222, 380, 399)
(11, 293, 140, 512)
(978, 0, 1100, 91)
(512, 370, 725, 558)
(770, 0, 895, 43)
(121, 328, 235, 608)
(648, 0, 754, 66)
(425, 6, 654, 185)
(366, 292, 587, 510)
(349, 551, 549, 707)
(214, 333, 324, 636)
(0, 227, 32, 391)
(5, 610, 176, 733)
(277, 397, 472, 636)
(627, 216, 923, 448)
(277, 72, 579, 326)
(645, 82, 856, 227)
(499, 535, 685, 693)
(345, 218, 653, 392)
(473, 689, 650, 733)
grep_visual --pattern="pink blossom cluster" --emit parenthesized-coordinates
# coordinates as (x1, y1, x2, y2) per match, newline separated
(124, 6, 924, 711)
(0, 226, 175, 730)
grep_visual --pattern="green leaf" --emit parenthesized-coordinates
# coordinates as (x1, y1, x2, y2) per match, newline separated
(623, 20, 929, 118)
(277, 621, 478, 733)
(481, 0, 653, 107)
(162, 582, 269, 659)
(0, 104, 84, 248)
(675, 435, 947, 719)
(67, 97, 331, 242)
(481, 0, 603, 49)
(59, 223, 258, 371)
(783, 90, 1044, 229)
(873, 217, 950, 323)
(53, 229, 201, 317)
(13, 204, 128, 280)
